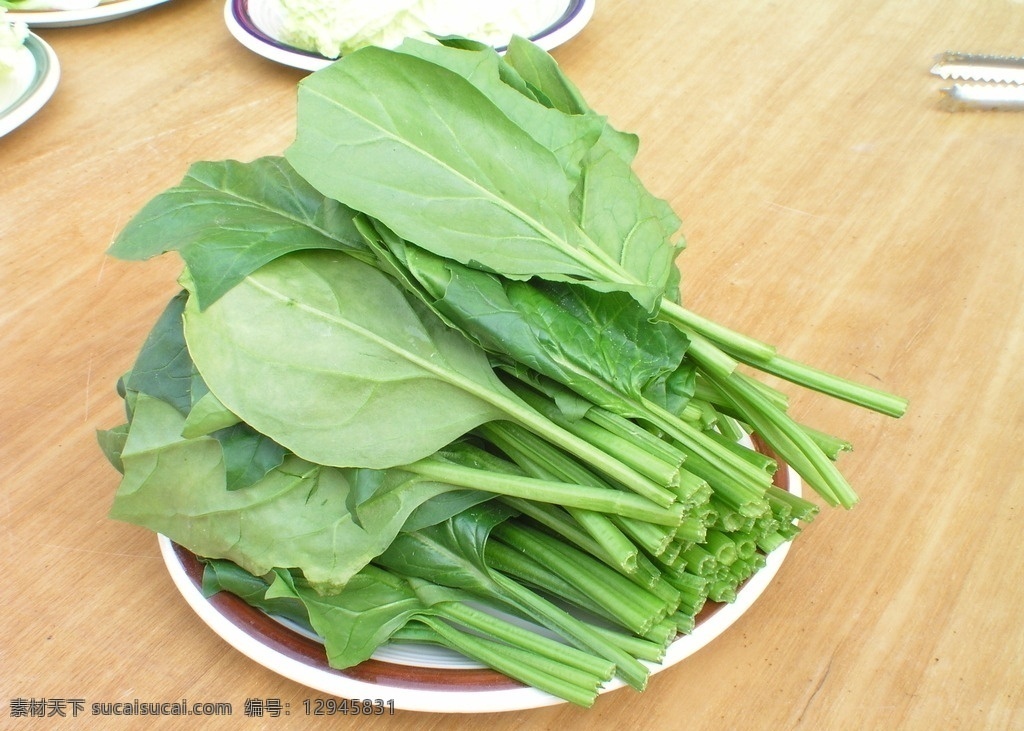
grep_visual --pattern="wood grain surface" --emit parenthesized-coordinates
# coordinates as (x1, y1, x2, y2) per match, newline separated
(2, 1, 1022, 728)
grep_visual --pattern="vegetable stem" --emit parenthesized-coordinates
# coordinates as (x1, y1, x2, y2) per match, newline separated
(657, 299, 777, 361)
(494, 522, 675, 635)
(416, 616, 604, 707)
(434, 600, 616, 680)
(402, 456, 685, 525)
(488, 570, 651, 691)
(659, 299, 908, 417)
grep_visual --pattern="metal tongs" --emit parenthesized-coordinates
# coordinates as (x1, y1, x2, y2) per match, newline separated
(931, 52, 1024, 110)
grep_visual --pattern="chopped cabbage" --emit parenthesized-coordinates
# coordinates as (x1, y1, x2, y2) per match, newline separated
(0, 8, 27, 77)
(273, 0, 558, 59)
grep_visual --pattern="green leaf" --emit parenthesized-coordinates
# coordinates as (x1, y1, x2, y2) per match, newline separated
(265, 566, 423, 668)
(109, 394, 460, 592)
(400, 490, 495, 533)
(378, 502, 518, 595)
(215, 423, 288, 491)
(116, 291, 286, 490)
(201, 559, 313, 631)
(503, 36, 640, 163)
(360, 226, 689, 417)
(180, 250, 510, 469)
(123, 291, 192, 415)
(503, 35, 590, 115)
(286, 46, 670, 310)
(179, 390, 287, 491)
(108, 157, 366, 309)
(96, 424, 129, 473)
(573, 141, 684, 302)
(181, 390, 241, 437)
(393, 38, 604, 182)
(181, 249, 670, 500)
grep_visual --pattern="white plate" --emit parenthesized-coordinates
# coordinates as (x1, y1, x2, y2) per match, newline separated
(159, 460, 802, 713)
(9, 0, 170, 27)
(0, 33, 59, 137)
(224, 0, 596, 72)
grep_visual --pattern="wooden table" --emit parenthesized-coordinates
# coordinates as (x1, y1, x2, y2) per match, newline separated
(3, 1, 1022, 728)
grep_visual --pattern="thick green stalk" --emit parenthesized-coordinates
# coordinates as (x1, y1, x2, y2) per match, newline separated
(680, 452, 771, 518)
(672, 612, 696, 635)
(678, 544, 718, 578)
(611, 515, 678, 557)
(498, 497, 638, 576)
(657, 299, 777, 361)
(402, 456, 686, 525)
(740, 353, 908, 418)
(640, 396, 775, 493)
(435, 600, 615, 680)
(702, 530, 738, 566)
(658, 299, 908, 417)
(669, 468, 713, 508)
(713, 372, 859, 507)
(416, 616, 603, 707)
(766, 484, 820, 522)
(488, 570, 651, 691)
(481, 423, 641, 572)
(488, 516, 680, 619)
(586, 624, 669, 663)
(576, 404, 689, 473)
(486, 540, 617, 624)
(505, 380, 683, 490)
(494, 521, 675, 635)
(663, 572, 708, 617)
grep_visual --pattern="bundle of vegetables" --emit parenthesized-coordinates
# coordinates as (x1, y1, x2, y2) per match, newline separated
(98, 37, 906, 707)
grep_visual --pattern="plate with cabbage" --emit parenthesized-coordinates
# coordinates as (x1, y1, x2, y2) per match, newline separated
(0, 9, 58, 136)
(224, 0, 595, 71)
(2, 0, 170, 28)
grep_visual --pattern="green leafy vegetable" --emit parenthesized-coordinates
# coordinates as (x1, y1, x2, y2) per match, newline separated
(179, 250, 510, 469)
(286, 46, 678, 311)
(357, 222, 691, 414)
(264, 564, 615, 707)
(100, 36, 907, 707)
(109, 393, 462, 593)
(109, 157, 366, 310)
(179, 249, 675, 506)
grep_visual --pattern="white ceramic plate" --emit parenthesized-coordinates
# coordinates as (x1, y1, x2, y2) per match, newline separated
(9, 0, 170, 28)
(0, 33, 59, 137)
(159, 460, 802, 713)
(224, 0, 596, 72)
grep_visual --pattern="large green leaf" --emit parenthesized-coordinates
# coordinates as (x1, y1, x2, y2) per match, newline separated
(393, 38, 605, 182)
(265, 566, 426, 668)
(285, 46, 671, 310)
(109, 394, 460, 592)
(201, 559, 313, 631)
(503, 35, 591, 117)
(573, 141, 684, 303)
(376, 503, 652, 689)
(122, 290, 192, 415)
(108, 157, 366, 309)
(245, 563, 615, 705)
(448, 38, 684, 305)
(180, 250, 511, 469)
(359, 224, 689, 416)
(119, 290, 286, 489)
(377, 502, 517, 597)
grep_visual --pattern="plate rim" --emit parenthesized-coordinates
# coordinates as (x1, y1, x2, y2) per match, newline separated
(223, 0, 596, 72)
(9, 0, 171, 27)
(0, 33, 59, 138)
(158, 454, 802, 713)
